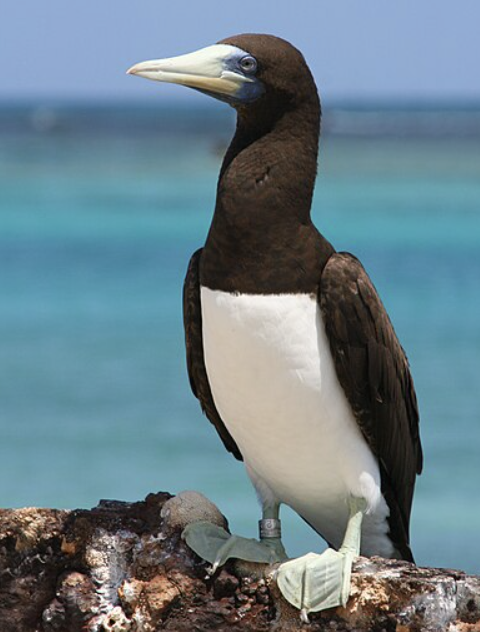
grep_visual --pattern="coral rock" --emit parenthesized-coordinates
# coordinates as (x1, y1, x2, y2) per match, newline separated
(0, 493, 479, 631)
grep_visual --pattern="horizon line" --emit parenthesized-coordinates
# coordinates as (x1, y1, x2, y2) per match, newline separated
(1, 95, 480, 111)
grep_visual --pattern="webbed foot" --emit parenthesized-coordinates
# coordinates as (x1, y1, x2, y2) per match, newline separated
(276, 547, 353, 620)
(183, 520, 287, 574)
(275, 496, 366, 620)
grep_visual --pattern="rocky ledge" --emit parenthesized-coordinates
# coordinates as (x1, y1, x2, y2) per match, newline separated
(0, 491, 479, 632)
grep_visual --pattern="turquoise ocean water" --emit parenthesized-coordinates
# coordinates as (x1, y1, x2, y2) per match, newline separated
(1, 101, 479, 573)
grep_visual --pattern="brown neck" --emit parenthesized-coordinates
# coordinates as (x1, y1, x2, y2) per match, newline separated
(220, 92, 320, 220)
(200, 94, 334, 294)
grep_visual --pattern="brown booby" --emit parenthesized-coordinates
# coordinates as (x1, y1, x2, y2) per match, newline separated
(128, 34, 423, 617)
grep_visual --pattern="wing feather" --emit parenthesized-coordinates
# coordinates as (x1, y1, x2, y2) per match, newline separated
(183, 249, 242, 460)
(320, 252, 422, 560)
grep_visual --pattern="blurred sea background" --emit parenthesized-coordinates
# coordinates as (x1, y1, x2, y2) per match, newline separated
(1, 100, 479, 573)
(0, 102, 480, 573)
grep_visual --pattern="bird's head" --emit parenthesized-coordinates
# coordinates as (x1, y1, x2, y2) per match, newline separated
(127, 34, 318, 117)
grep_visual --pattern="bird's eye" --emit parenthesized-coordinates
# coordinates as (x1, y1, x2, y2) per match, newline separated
(239, 56, 257, 74)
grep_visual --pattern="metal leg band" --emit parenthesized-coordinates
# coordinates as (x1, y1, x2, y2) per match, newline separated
(259, 518, 282, 539)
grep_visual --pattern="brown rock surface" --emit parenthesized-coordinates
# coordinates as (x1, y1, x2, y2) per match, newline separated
(0, 492, 479, 631)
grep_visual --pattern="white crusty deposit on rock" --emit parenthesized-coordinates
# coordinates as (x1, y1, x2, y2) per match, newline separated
(85, 528, 139, 631)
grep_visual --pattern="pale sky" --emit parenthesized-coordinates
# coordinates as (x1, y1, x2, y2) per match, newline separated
(2, 0, 480, 102)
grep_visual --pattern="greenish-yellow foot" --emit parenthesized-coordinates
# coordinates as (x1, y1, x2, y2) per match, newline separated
(276, 547, 354, 621)
(183, 521, 287, 574)
(276, 496, 366, 621)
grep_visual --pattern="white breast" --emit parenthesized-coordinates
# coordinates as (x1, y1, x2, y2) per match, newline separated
(200, 287, 394, 557)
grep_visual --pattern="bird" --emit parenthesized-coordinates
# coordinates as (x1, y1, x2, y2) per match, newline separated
(127, 34, 423, 618)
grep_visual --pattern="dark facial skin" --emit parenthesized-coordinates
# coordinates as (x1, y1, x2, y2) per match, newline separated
(219, 34, 320, 136)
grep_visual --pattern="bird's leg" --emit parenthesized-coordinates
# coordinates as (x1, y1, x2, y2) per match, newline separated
(257, 503, 288, 562)
(275, 496, 366, 621)
(182, 502, 288, 575)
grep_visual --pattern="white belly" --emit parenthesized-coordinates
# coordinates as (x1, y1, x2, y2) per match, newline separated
(200, 287, 394, 557)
